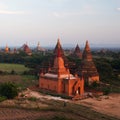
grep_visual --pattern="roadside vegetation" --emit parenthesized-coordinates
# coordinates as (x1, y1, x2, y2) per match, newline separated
(0, 82, 18, 99)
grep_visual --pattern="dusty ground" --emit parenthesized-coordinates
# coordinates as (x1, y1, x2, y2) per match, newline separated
(76, 93, 120, 119)
(0, 108, 54, 120)
(18, 89, 120, 118)
(0, 108, 89, 120)
(22, 90, 120, 119)
(0, 89, 120, 119)
(19, 89, 120, 119)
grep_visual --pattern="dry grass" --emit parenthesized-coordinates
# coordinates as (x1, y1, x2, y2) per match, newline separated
(0, 75, 38, 90)
(0, 75, 22, 83)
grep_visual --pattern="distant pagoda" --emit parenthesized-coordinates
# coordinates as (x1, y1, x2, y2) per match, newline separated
(5, 44, 9, 53)
(20, 43, 32, 55)
(36, 42, 46, 52)
(71, 44, 82, 59)
(80, 40, 99, 84)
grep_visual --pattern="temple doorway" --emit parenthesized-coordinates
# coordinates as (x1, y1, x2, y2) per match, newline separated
(78, 87, 80, 94)
(75, 87, 81, 95)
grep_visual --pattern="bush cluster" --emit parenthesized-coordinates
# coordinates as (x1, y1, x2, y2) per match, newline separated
(0, 82, 18, 99)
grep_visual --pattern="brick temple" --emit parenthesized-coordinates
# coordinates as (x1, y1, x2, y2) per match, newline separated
(21, 43, 32, 55)
(80, 40, 99, 84)
(39, 39, 84, 97)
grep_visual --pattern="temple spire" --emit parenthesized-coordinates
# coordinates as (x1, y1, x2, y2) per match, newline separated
(57, 45, 62, 57)
(53, 39, 68, 75)
(82, 40, 92, 61)
(80, 40, 99, 84)
(54, 38, 64, 57)
(75, 44, 81, 52)
(57, 38, 61, 48)
(84, 40, 90, 51)
(72, 44, 82, 59)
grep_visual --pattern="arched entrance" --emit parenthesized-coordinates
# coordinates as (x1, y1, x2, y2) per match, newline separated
(75, 87, 81, 95)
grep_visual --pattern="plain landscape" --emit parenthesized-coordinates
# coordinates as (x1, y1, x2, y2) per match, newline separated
(0, 1, 120, 120)
(0, 58, 119, 120)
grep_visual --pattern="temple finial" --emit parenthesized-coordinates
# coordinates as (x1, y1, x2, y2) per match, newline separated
(82, 40, 92, 61)
(85, 40, 90, 51)
(57, 37, 61, 48)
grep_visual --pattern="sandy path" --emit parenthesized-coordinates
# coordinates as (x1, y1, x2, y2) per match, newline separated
(21, 89, 120, 118)
(77, 93, 120, 119)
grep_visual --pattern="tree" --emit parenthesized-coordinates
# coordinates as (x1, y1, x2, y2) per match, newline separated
(0, 82, 18, 99)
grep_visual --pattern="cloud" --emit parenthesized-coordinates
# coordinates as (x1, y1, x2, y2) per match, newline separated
(52, 5, 96, 18)
(49, 0, 69, 3)
(52, 11, 95, 18)
(0, 2, 27, 15)
(0, 10, 26, 15)
(52, 12, 79, 18)
(52, 12, 62, 18)
(81, 4, 96, 15)
(117, 8, 120, 11)
(0, 3, 8, 9)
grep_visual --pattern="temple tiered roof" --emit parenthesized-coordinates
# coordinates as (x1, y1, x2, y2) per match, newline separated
(73, 44, 82, 59)
(80, 40, 99, 84)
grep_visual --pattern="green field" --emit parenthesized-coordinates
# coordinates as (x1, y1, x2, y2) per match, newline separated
(0, 63, 29, 74)
(0, 63, 38, 90)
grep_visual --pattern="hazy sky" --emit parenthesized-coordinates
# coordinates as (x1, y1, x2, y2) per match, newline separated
(0, 0, 120, 47)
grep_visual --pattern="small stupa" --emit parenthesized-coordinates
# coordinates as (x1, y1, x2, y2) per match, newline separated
(72, 44, 82, 59)
(5, 44, 9, 53)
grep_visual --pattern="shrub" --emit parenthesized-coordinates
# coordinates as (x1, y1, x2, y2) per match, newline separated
(91, 81, 100, 88)
(0, 70, 3, 75)
(28, 97, 37, 101)
(102, 86, 111, 95)
(0, 96, 7, 102)
(0, 82, 18, 99)
(10, 69, 16, 75)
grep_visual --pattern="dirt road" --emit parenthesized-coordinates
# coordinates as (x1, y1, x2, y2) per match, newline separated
(77, 93, 120, 119)
(0, 108, 54, 120)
